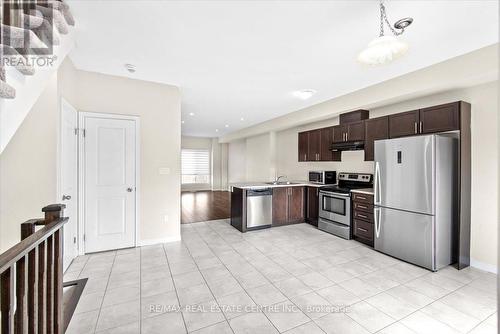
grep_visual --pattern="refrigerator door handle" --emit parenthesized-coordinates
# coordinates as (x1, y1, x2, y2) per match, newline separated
(374, 161, 381, 205)
(374, 207, 381, 238)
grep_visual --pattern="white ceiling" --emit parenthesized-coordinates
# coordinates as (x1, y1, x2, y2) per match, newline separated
(67, 0, 498, 138)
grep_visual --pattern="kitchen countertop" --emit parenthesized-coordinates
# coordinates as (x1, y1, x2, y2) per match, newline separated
(351, 188, 374, 195)
(230, 181, 331, 190)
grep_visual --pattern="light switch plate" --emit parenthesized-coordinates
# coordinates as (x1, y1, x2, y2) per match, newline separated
(159, 167, 170, 175)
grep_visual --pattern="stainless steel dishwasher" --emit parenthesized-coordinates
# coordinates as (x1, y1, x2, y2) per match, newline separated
(246, 188, 273, 230)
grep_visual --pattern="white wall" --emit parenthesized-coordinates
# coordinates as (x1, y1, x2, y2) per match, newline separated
(75, 68, 182, 245)
(228, 139, 247, 183)
(228, 81, 499, 272)
(0, 73, 59, 251)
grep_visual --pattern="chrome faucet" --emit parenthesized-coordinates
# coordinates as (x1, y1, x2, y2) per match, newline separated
(275, 175, 287, 183)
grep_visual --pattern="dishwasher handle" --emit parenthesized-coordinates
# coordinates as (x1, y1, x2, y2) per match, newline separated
(247, 188, 272, 196)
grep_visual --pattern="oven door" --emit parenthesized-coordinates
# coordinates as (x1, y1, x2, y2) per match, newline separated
(319, 191, 351, 226)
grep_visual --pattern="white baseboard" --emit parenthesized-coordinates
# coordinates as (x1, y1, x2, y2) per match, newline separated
(138, 235, 181, 247)
(470, 258, 498, 274)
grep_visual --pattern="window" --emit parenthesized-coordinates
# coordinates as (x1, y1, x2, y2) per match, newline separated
(181, 149, 210, 184)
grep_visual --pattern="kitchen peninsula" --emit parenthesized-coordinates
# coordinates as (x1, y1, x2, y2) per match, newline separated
(230, 181, 326, 233)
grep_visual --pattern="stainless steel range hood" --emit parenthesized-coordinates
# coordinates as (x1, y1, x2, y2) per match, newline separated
(330, 141, 364, 152)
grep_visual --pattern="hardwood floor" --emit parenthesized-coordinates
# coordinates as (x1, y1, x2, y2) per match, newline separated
(181, 190, 231, 224)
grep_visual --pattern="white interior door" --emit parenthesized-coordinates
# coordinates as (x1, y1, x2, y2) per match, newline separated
(84, 116, 136, 253)
(60, 100, 79, 271)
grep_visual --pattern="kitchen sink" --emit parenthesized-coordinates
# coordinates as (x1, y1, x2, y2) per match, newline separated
(265, 181, 300, 185)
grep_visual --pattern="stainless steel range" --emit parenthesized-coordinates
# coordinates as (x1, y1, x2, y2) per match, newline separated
(318, 172, 373, 239)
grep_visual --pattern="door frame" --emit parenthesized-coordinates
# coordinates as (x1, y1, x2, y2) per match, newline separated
(58, 98, 80, 267)
(78, 111, 140, 255)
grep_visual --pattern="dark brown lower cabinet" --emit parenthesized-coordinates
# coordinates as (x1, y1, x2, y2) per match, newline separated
(272, 187, 305, 226)
(306, 187, 319, 226)
(352, 192, 374, 247)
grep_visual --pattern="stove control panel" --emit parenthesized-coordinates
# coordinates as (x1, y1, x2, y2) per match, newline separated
(338, 173, 372, 183)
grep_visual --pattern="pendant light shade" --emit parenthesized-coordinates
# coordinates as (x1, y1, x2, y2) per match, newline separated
(358, 35, 408, 65)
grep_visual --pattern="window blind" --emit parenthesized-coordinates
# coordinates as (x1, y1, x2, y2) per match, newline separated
(181, 149, 210, 184)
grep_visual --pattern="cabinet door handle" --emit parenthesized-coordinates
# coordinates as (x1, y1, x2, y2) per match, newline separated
(357, 227, 368, 233)
(419, 121, 423, 133)
(414, 122, 418, 134)
(346, 132, 348, 141)
(357, 205, 367, 210)
(357, 213, 368, 219)
(356, 195, 366, 200)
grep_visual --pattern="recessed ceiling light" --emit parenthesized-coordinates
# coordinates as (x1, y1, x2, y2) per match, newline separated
(124, 63, 136, 73)
(181, 120, 185, 124)
(189, 112, 195, 116)
(292, 89, 316, 100)
(215, 129, 219, 132)
(225, 124, 229, 128)
(240, 117, 245, 121)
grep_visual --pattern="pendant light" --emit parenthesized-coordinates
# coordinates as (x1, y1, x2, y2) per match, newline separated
(358, 0, 413, 65)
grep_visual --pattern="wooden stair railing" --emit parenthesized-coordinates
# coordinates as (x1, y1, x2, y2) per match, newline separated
(0, 204, 67, 334)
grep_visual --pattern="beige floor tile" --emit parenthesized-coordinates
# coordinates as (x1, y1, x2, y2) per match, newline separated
(314, 312, 370, 334)
(297, 271, 334, 290)
(96, 300, 140, 331)
(141, 290, 179, 318)
(263, 300, 310, 332)
(316, 285, 361, 307)
(246, 283, 287, 307)
(141, 312, 186, 334)
(401, 311, 460, 334)
(421, 301, 483, 333)
(217, 291, 257, 319)
(345, 301, 396, 333)
(66, 310, 99, 334)
(290, 292, 332, 319)
(182, 299, 226, 332)
(191, 321, 233, 334)
(229, 312, 279, 334)
(274, 277, 313, 298)
(365, 292, 418, 320)
(283, 321, 325, 334)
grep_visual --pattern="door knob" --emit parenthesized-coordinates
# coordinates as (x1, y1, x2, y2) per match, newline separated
(62, 195, 71, 201)
(126, 187, 133, 192)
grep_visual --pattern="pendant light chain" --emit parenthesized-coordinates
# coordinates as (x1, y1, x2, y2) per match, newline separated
(379, 0, 404, 37)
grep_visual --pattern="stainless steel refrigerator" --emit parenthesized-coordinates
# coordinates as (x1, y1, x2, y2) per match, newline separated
(374, 134, 457, 271)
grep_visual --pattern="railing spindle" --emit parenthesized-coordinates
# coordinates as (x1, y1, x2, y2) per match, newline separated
(45, 236, 53, 334)
(1, 266, 15, 334)
(37, 242, 46, 334)
(53, 230, 62, 334)
(15, 256, 27, 334)
(27, 248, 37, 334)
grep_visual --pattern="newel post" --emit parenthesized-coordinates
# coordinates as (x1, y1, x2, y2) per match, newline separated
(20, 204, 66, 240)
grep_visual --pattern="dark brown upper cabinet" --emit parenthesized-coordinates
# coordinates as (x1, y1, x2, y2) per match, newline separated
(298, 131, 308, 162)
(333, 122, 365, 142)
(319, 127, 333, 161)
(339, 109, 369, 124)
(308, 129, 321, 161)
(333, 125, 346, 143)
(347, 121, 365, 141)
(389, 103, 460, 138)
(389, 110, 420, 138)
(364, 116, 389, 161)
(420, 102, 460, 134)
